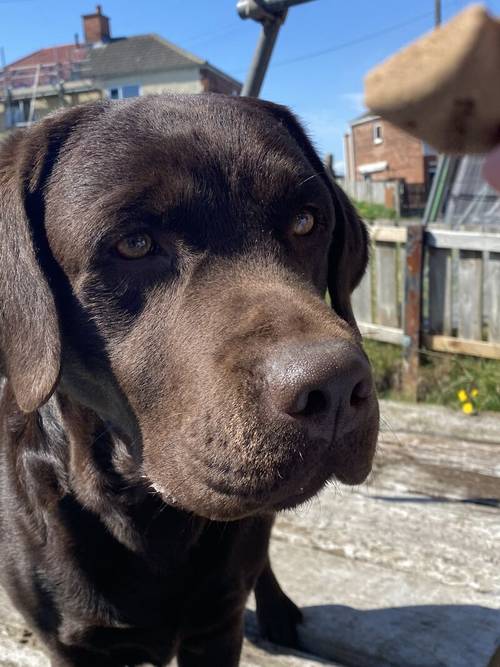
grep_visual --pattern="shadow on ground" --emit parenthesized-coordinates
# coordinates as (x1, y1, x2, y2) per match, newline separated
(371, 494, 500, 508)
(246, 603, 500, 667)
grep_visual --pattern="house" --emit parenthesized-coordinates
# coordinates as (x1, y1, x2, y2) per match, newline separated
(0, 5, 241, 133)
(343, 112, 438, 214)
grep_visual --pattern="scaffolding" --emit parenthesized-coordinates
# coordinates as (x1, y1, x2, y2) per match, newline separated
(0, 49, 92, 127)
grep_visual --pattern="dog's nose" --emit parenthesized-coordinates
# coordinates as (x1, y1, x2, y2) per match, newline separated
(265, 341, 373, 439)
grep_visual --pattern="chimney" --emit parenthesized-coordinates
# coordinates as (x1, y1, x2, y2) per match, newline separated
(82, 5, 111, 45)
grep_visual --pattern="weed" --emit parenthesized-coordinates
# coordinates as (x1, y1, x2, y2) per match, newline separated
(363, 339, 500, 412)
(353, 200, 396, 221)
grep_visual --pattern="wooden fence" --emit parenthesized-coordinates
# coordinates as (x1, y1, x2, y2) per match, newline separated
(351, 224, 500, 396)
(339, 179, 401, 213)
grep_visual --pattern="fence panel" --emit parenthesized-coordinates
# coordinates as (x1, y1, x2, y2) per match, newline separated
(340, 180, 399, 208)
(352, 226, 500, 363)
(351, 226, 407, 345)
(488, 252, 500, 342)
(375, 242, 399, 327)
(424, 230, 500, 360)
(457, 250, 483, 340)
(428, 247, 453, 335)
(351, 269, 372, 324)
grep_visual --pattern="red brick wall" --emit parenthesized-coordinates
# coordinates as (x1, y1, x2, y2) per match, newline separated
(352, 119, 425, 184)
(200, 68, 241, 95)
(83, 10, 110, 44)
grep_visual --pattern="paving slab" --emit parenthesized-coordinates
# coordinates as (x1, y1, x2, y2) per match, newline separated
(262, 400, 500, 666)
(255, 535, 499, 667)
(0, 399, 499, 666)
(379, 400, 500, 444)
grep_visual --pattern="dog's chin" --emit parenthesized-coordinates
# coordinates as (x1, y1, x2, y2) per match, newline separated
(333, 460, 373, 486)
(147, 435, 376, 521)
(271, 459, 374, 512)
(149, 469, 370, 523)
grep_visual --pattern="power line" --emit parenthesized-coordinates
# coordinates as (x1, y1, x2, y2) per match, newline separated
(184, 25, 243, 49)
(269, 10, 435, 69)
(182, 21, 237, 47)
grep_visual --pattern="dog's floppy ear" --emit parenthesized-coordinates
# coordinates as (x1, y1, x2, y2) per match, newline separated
(327, 181, 369, 325)
(249, 99, 369, 325)
(0, 105, 94, 412)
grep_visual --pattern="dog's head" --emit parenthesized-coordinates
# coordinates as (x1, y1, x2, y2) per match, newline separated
(0, 95, 378, 520)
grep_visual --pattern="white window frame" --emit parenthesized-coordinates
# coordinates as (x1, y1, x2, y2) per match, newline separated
(373, 123, 383, 145)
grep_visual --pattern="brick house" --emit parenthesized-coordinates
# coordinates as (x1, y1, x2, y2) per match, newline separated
(0, 5, 240, 134)
(344, 112, 437, 212)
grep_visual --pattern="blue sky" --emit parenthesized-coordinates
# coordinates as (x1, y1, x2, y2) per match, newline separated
(2, 0, 500, 172)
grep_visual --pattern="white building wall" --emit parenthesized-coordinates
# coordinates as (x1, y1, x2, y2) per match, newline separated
(97, 67, 203, 97)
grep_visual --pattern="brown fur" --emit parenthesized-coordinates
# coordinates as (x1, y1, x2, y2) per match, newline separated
(0, 94, 378, 666)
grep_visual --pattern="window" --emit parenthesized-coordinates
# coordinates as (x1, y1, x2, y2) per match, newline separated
(107, 85, 140, 100)
(122, 84, 140, 98)
(373, 123, 383, 144)
(5, 99, 31, 128)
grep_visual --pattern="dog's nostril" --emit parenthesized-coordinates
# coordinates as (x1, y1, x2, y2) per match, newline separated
(292, 389, 329, 417)
(350, 380, 372, 408)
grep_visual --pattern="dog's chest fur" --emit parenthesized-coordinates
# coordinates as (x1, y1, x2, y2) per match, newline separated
(0, 389, 268, 663)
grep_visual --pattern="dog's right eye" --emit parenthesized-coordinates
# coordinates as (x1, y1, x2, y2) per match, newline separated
(116, 233, 153, 259)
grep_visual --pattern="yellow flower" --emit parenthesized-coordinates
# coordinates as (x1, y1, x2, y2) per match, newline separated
(462, 402, 474, 415)
(471, 388, 479, 398)
(457, 389, 468, 403)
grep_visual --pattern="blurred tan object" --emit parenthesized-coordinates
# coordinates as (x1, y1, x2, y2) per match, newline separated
(364, 4, 500, 153)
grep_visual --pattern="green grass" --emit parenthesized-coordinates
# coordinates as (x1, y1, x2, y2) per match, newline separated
(363, 340, 402, 398)
(353, 200, 396, 222)
(364, 339, 500, 413)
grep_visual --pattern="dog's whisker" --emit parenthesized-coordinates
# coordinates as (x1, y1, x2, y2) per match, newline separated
(298, 171, 322, 187)
(379, 413, 403, 447)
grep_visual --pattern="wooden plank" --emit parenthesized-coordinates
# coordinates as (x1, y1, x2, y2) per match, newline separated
(375, 242, 399, 327)
(351, 268, 372, 324)
(424, 334, 500, 360)
(426, 229, 500, 253)
(428, 247, 453, 335)
(458, 249, 483, 340)
(488, 252, 500, 342)
(370, 226, 407, 243)
(359, 323, 406, 346)
(402, 225, 424, 398)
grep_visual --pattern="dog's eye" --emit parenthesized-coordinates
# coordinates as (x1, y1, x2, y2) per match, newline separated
(116, 233, 153, 259)
(292, 210, 315, 236)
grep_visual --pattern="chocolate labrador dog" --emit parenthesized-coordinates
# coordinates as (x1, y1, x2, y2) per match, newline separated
(0, 94, 379, 666)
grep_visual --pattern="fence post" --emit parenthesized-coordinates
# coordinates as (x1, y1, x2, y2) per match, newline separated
(323, 152, 335, 179)
(402, 224, 424, 399)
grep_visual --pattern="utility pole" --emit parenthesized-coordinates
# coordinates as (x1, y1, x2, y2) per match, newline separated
(435, 0, 441, 27)
(237, 0, 318, 97)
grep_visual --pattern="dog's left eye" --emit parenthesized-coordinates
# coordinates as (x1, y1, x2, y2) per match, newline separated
(292, 210, 315, 236)
(116, 233, 153, 259)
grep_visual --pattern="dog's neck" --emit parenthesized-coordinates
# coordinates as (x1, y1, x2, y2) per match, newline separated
(1, 385, 207, 560)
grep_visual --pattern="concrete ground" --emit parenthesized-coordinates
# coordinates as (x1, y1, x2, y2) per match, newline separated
(0, 400, 498, 667)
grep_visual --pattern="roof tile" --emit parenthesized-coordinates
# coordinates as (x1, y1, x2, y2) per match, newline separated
(89, 34, 203, 78)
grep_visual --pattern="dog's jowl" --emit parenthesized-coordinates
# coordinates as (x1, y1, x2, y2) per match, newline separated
(0, 94, 379, 667)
